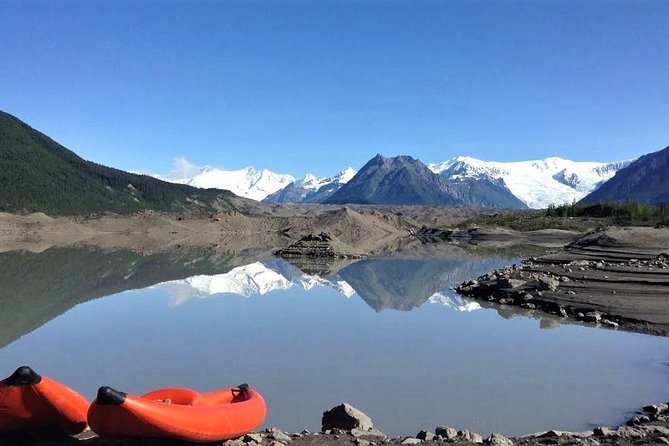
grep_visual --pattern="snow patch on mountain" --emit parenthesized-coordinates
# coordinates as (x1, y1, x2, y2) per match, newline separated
(429, 156, 632, 209)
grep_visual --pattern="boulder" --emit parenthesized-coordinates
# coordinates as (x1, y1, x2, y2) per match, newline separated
(601, 319, 619, 328)
(593, 426, 616, 437)
(244, 433, 265, 443)
(458, 430, 483, 443)
(435, 426, 458, 440)
(416, 430, 435, 441)
(615, 425, 644, 439)
(497, 278, 527, 289)
(351, 428, 388, 440)
(267, 427, 293, 443)
(400, 438, 422, 445)
(484, 433, 514, 445)
(626, 414, 650, 426)
(644, 403, 669, 416)
(638, 425, 669, 436)
(322, 403, 374, 432)
(538, 277, 560, 291)
(583, 312, 602, 323)
(537, 430, 561, 438)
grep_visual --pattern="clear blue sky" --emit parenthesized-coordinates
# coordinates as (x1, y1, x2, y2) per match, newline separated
(1, 0, 668, 177)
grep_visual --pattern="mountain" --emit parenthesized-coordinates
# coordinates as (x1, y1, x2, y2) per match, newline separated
(263, 167, 357, 203)
(580, 145, 669, 205)
(429, 156, 631, 209)
(324, 154, 527, 208)
(158, 166, 295, 201)
(0, 111, 243, 215)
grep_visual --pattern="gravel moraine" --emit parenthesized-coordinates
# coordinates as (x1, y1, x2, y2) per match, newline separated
(456, 227, 669, 336)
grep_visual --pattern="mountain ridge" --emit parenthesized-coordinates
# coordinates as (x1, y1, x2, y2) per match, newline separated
(244, 155, 632, 208)
(429, 156, 632, 208)
(0, 111, 244, 215)
(324, 154, 528, 208)
(580, 145, 669, 205)
(1, 109, 653, 212)
(263, 167, 357, 203)
(156, 165, 295, 201)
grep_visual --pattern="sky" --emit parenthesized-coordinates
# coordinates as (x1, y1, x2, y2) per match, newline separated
(1, 0, 668, 178)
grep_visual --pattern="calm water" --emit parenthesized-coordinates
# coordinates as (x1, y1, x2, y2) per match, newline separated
(0, 247, 667, 437)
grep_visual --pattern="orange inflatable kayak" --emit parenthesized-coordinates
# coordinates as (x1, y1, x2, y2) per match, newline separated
(88, 383, 267, 442)
(0, 366, 88, 435)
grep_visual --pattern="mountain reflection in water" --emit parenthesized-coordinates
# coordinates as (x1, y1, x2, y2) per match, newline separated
(155, 258, 494, 313)
(0, 246, 512, 347)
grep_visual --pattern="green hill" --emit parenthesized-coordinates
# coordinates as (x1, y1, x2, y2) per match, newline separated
(0, 111, 241, 215)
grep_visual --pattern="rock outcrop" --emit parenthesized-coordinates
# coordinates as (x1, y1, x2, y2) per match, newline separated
(276, 233, 366, 259)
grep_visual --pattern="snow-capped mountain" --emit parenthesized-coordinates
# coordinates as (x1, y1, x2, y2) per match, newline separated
(157, 261, 355, 306)
(153, 158, 295, 201)
(429, 156, 632, 209)
(263, 167, 357, 203)
(152, 154, 631, 207)
(179, 166, 295, 201)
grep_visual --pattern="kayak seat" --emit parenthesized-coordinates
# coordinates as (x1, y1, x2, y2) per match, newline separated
(143, 388, 201, 406)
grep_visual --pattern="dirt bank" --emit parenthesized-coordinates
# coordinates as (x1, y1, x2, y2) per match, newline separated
(0, 207, 410, 255)
(457, 227, 669, 336)
(0, 207, 569, 256)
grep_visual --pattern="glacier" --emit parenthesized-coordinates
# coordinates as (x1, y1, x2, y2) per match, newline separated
(429, 156, 632, 209)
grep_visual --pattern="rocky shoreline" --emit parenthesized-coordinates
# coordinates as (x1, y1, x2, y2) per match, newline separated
(3, 401, 669, 446)
(456, 227, 669, 336)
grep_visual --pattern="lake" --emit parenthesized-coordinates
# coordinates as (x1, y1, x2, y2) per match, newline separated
(0, 246, 667, 437)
